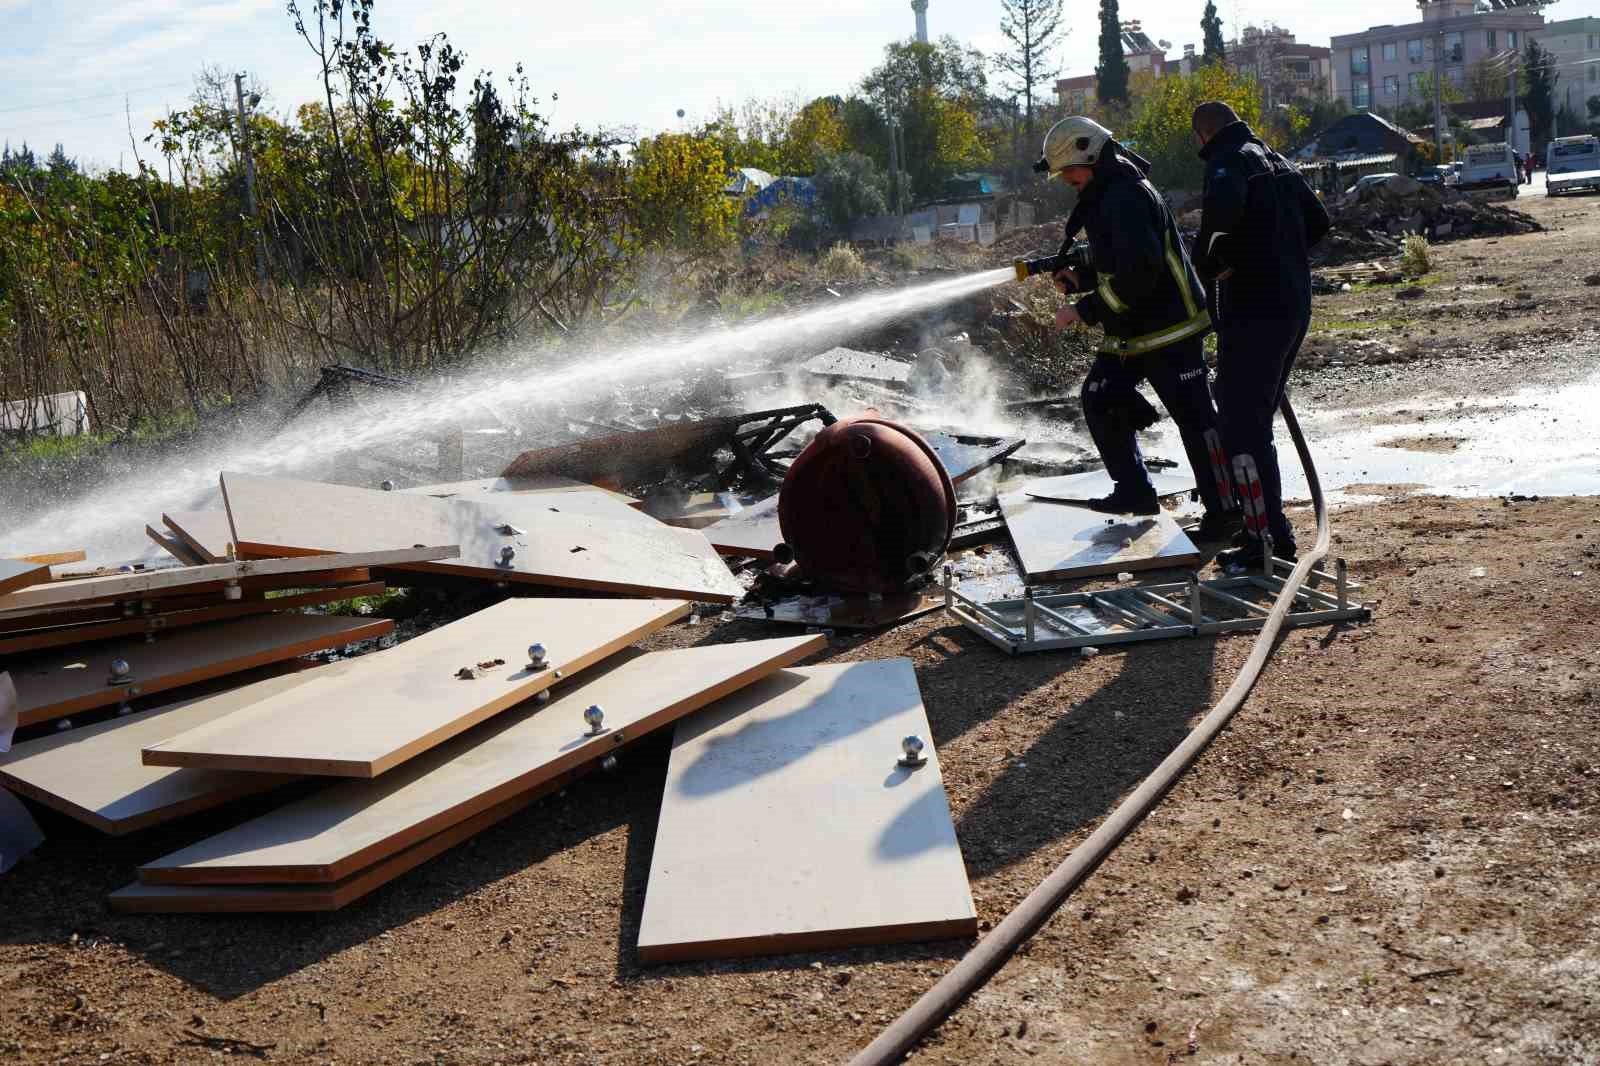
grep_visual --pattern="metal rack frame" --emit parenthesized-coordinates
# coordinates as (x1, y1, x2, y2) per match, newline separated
(944, 555, 1370, 655)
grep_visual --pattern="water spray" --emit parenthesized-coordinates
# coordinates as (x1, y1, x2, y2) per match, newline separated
(0, 267, 1017, 559)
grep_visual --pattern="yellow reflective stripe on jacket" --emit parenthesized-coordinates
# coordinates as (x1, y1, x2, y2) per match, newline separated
(1164, 231, 1200, 319)
(1098, 307, 1212, 357)
(1096, 274, 1130, 314)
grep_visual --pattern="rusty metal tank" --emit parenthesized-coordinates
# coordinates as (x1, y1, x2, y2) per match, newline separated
(776, 417, 956, 595)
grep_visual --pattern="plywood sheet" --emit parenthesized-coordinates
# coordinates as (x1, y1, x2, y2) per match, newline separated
(1024, 467, 1196, 503)
(7, 550, 87, 567)
(0, 545, 453, 613)
(641, 491, 748, 530)
(0, 582, 384, 657)
(221, 472, 741, 603)
(110, 787, 554, 913)
(403, 476, 638, 506)
(0, 664, 357, 834)
(0, 558, 51, 599)
(802, 347, 912, 385)
(163, 511, 236, 563)
(0, 570, 373, 632)
(143, 597, 690, 778)
(920, 431, 1026, 484)
(10, 613, 393, 728)
(997, 490, 1200, 583)
(703, 494, 781, 560)
(637, 660, 976, 963)
(138, 635, 823, 884)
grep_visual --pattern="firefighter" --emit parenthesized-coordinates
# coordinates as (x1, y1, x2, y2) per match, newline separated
(1037, 116, 1239, 539)
(1190, 101, 1331, 570)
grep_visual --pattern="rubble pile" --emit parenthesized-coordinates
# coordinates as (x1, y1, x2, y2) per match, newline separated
(1315, 174, 1541, 266)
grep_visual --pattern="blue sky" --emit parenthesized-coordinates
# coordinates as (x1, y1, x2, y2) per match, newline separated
(5, 0, 1416, 172)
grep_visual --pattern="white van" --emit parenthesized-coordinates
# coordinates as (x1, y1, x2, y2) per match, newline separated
(1546, 135, 1600, 196)
(1457, 143, 1520, 197)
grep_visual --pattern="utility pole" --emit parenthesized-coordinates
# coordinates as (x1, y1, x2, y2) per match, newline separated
(1506, 62, 1518, 153)
(234, 72, 267, 287)
(1432, 30, 1445, 163)
(887, 118, 901, 217)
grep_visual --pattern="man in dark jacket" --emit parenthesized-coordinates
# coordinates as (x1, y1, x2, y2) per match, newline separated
(1191, 101, 1331, 569)
(1038, 116, 1238, 536)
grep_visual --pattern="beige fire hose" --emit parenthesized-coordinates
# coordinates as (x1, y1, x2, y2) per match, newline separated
(849, 396, 1330, 1065)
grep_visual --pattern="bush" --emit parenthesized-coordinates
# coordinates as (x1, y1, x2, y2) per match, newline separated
(819, 242, 867, 281)
(1400, 234, 1431, 277)
(813, 151, 889, 230)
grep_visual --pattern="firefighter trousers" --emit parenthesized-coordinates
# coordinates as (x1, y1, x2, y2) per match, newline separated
(1213, 314, 1309, 551)
(1079, 336, 1231, 517)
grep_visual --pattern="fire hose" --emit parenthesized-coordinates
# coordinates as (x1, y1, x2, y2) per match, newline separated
(849, 395, 1329, 1065)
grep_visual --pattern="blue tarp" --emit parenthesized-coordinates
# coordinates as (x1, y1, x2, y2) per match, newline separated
(743, 176, 817, 216)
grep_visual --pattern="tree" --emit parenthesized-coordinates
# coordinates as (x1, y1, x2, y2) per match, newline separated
(1519, 39, 1559, 151)
(858, 38, 991, 199)
(813, 151, 889, 229)
(1201, 2, 1226, 67)
(1463, 58, 1506, 103)
(1127, 62, 1262, 189)
(46, 144, 77, 176)
(994, 0, 1066, 148)
(626, 132, 739, 258)
(779, 97, 849, 174)
(1096, 0, 1131, 106)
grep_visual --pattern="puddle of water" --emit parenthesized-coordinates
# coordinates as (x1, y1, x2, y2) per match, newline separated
(1151, 367, 1600, 505)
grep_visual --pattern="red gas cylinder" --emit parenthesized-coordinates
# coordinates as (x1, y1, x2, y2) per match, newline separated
(777, 417, 956, 595)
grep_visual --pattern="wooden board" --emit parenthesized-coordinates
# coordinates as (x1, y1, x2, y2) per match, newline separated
(920, 431, 1027, 485)
(0, 582, 384, 657)
(0, 545, 454, 613)
(637, 660, 976, 963)
(142, 597, 691, 778)
(641, 491, 748, 530)
(802, 347, 912, 385)
(703, 494, 781, 560)
(997, 490, 1201, 583)
(9, 613, 393, 728)
(221, 472, 740, 603)
(403, 476, 638, 506)
(144, 526, 204, 566)
(0, 665, 359, 834)
(138, 635, 823, 884)
(109, 786, 558, 913)
(499, 417, 741, 483)
(6, 550, 87, 567)
(1024, 467, 1196, 503)
(0, 570, 373, 632)
(0, 558, 52, 599)
(163, 511, 236, 562)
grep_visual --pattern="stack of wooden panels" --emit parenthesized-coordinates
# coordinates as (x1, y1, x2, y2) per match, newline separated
(219, 472, 742, 603)
(113, 630, 827, 912)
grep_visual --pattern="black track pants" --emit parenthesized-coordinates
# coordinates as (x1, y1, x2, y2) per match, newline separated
(1213, 315, 1308, 549)
(1079, 336, 1231, 516)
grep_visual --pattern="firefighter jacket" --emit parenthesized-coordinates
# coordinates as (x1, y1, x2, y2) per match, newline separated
(1064, 147, 1212, 357)
(1194, 120, 1331, 322)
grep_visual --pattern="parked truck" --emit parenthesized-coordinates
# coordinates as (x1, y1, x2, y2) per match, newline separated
(1456, 142, 1520, 199)
(1545, 135, 1600, 196)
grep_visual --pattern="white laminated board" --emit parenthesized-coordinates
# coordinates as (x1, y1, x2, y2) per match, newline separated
(637, 659, 976, 963)
(402, 476, 639, 506)
(9, 613, 393, 728)
(142, 597, 690, 778)
(163, 511, 236, 562)
(137, 635, 823, 884)
(998, 490, 1201, 583)
(221, 472, 741, 603)
(0, 664, 358, 834)
(801, 347, 912, 385)
(1024, 468, 1196, 503)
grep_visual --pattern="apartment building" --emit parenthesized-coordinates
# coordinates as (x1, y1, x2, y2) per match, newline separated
(1535, 16, 1600, 122)
(1227, 24, 1334, 104)
(1331, 0, 1545, 113)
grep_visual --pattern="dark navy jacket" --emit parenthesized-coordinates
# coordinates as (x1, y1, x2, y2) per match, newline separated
(1062, 147, 1212, 357)
(1194, 121, 1331, 322)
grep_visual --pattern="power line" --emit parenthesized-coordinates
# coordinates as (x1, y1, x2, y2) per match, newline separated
(0, 80, 190, 116)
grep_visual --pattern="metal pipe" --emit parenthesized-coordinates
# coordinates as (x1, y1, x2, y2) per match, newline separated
(848, 394, 1332, 1066)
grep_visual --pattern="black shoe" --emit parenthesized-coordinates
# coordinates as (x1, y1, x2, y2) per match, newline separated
(1215, 538, 1297, 573)
(1186, 510, 1244, 543)
(1084, 485, 1160, 516)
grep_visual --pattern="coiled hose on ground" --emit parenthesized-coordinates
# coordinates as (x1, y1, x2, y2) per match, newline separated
(849, 396, 1329, 1065)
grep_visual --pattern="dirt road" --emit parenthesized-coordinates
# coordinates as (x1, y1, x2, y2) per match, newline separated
(2, 192, 1598, 1066)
